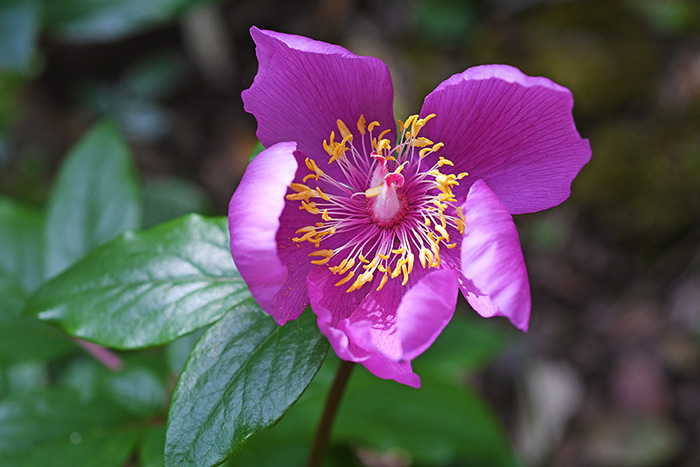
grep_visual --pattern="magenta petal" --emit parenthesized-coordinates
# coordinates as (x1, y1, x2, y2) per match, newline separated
(242, 28, 396, 167)
(307, 266, 459, 387)
(459, 179, 531, 331)
(396, 269, 458, 361)
(229, 142, 298, 323)
(420, 64, 591, 214)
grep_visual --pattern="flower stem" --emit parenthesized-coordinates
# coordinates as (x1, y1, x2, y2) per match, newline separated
(308, 359, 355, 467)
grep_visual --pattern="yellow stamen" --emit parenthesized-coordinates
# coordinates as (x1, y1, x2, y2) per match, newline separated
(337, 119, 353, 141)
(376, 273, 389, 291)
(335, 270, 355, 286)
(316, 186, 331, 201)
(357, 114, 366, 136)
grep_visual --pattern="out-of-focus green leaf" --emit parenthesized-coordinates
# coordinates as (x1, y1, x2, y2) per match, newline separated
(335, 368, 518, 466)
(44, 120, 141, 278)
(0, 0, 40, 73)
(0, 268, 26, 319)
(139, 425, 166, 467)
(165, 327, 206, 375)
(0, 269, 77, 364)
(232, 352, 517, 466)
(247, 141, 265, 163)
(165, 305, 328, 467)
(0, 197, 44, 291)
(0, 386, 141, 467)
(122, 52, 187, 100)
(1, 361, 47, 394)
(62, 355, 167, 418)
(143, 177, 210, 229)
(43, 0, 219, 43)
(0, 318, 77, 364)
(27, 215, 247, 349)
(413, 311, 510, 381)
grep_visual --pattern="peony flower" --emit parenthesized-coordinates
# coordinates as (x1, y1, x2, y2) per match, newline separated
(229, 27, 591, 387)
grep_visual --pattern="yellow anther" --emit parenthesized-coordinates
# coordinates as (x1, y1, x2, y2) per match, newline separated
(401, 264, 409, 286)
(437, 156, 454, 167)
(329, 258, 347, 274)
(295, 226, 316, 234)
(286, 192, 314, 201)
(337, 119, 353, 141)
(457, 172, 468, 179)
(290, 183, 312, 192)
(407, 252, 415, 274)
(364, 185, 383, 198)
(311, 257, 332, 265)
(299, 200, 320, 214)
(292, 230, 317, 243)
(376, 273, 389, 291)
(304, 158, 325, 181)
(316, 222, 325, 227)
(390, 264, 402, 278)
(435, 225, 450, 242)
(340, 257, 355, 274)
(446, 243, 458, 249)
(377, 251, 390, 260)
(403, 115, 417, 132)
(431, 142, 444, 153)
(368, 121, 380, 133)
(335, 270, 355, 287)
(412, 137, 434, 148)
(359, 254, 369, 263)
(419, 147, 433, 158)
(347, 270, 373, 292)
(322, 209, 332, 221)
(424, 216, 431, 226)
(316, 186, 331, 201)
(357, 114, 366, 136)
(392, 247, 406, 254)
(418, 248, 429, 268)
(363, 257, 379, 270)
(323, 131, 336, 156)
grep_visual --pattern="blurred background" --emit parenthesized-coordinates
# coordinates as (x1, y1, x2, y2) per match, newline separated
(1, 0, 700, 465)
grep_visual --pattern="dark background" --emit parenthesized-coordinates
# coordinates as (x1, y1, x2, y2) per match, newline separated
(2, 0, 699, 465)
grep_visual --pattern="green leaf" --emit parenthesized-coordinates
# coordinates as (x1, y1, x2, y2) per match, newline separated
(0, 268, 27, 319)
(143, 176, 210, 229)
(139, 425, 166, 467)
(27, 215, 247, 349)
(44, 120, 141, 278)
(335, 368, 518, 466)
(44, 0, 219, 43)
(0, 270, 77, 365)
(62, 355, 167, 418)
(0, 0, 40, 73)
(165, 305, 328, 467)
(0, 386, 140, 467)
(232, 353, 517, 466)
(0, 197, 44, 291)
(413, 311, 510, 381)
(247, 141, 265, 163)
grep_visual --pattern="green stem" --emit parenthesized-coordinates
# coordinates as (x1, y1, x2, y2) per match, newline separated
(308, 359, 355, 467)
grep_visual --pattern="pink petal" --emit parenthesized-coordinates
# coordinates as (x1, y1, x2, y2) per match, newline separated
(229, 142, 301, 324)
(459, 179, 531, 331)
(420, 64, 591, 214)
(242, 27, 396, 175)
(307, 266, 459, 387)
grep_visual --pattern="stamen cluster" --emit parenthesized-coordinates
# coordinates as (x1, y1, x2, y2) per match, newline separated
(288, 113, 468, 293)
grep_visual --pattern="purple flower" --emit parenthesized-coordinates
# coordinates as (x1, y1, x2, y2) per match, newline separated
(229, 27, 591, 387)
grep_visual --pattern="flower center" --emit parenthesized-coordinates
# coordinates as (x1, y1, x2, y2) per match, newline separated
(286, 113, 468, 293)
